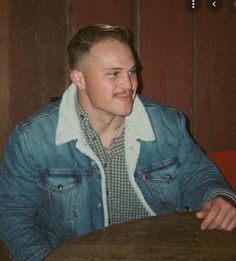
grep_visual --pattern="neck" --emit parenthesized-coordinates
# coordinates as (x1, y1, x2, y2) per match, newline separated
(90, 114, 125, 149)
(92, 114, 124, 134)
(78, 94, 125, 148)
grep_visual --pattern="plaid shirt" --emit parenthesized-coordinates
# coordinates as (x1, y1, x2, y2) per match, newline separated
(78, 106, 149, 224)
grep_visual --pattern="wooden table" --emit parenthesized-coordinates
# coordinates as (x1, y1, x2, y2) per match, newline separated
(46, 214, 236, 261)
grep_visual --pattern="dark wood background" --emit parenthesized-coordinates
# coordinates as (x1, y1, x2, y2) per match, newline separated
(0, 1, 235, 259)
(1, 0, 235, 161)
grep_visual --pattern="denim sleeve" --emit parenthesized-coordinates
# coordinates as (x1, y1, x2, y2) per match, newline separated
(0, 126, 52, 261)
(178, 114, 236, 211)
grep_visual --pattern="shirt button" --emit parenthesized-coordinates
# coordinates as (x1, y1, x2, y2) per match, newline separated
(97, 203, 102, 208)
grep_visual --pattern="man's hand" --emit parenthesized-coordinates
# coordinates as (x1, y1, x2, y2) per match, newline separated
(195, 196, 236, 231)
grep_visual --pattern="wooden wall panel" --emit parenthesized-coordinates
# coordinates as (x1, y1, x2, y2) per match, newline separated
(7, 0, 69, 126)
(71, 0, 135, 36)
(139, 0, 193, 119)
(193, 4, 236, 151)
(0, 0, 10, 161)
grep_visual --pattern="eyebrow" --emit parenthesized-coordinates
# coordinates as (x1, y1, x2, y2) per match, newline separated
(104, 65, 137, 71)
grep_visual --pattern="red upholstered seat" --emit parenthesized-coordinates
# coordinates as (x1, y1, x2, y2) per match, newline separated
(207, 151, 236, 191)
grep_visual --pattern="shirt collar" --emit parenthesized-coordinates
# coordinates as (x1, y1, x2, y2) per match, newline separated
(56, 83, 155, 145)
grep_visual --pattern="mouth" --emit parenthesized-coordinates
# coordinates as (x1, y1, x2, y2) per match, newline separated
(114, 91, 135, 102)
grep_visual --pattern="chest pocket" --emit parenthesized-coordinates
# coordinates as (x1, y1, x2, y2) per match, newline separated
(142, 157, 181, 183)
(39, 169, 83, 222)
(39, 169, 83, 191)
(136, 157, 183, 213)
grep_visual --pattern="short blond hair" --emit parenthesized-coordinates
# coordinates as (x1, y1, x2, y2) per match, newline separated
(67, 24, 135, 70)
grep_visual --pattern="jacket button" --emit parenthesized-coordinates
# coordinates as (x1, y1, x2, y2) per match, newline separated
(57, 184, 64, 190)
(91, 161, 96, 166)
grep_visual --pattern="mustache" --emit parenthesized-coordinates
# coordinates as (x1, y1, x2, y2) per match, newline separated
(113, 90, 134, 98)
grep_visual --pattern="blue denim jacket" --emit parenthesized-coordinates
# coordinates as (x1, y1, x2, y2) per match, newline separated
(0, 84, 235, 261)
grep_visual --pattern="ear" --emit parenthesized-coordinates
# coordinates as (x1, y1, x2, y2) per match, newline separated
(70, 70, 85, 90)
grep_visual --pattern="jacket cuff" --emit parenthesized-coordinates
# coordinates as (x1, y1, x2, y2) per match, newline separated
(186, 186, 236, 212)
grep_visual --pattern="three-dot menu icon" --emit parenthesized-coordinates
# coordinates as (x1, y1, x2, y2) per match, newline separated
(185, 0, 201, 12)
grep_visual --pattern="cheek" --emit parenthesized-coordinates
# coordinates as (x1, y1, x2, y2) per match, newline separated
(85, 75, 116, 100)
(133, 78, 138, 87)
(132, 79, 138, 92)
(87, 84, 110, 105)
(130, 74, 138, 85)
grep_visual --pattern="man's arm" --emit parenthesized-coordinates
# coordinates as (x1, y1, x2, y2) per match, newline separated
(0, 127, 53, 261)
(176, 113, 236, 230)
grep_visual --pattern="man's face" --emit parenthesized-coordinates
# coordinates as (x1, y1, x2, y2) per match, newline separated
(77, 40, 138, 119)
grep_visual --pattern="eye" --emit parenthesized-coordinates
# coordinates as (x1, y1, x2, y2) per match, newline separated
(129, 68, 137, 76)
(107, 71, 120, 77)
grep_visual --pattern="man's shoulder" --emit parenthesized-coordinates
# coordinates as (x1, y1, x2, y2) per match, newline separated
(18, 99, 61, 130)
(138, 95, 182, 115)
(137, 95, 187, 131)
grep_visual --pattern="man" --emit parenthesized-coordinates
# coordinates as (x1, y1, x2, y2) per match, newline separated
(0, 24, 235, 261)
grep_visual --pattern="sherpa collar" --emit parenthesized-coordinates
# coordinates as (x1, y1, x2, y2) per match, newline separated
(56, 83, 155, 145)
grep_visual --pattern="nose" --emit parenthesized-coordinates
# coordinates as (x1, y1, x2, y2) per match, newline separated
(121, 72, 136, 90)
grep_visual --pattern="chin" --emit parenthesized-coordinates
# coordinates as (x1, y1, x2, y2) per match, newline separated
(117, 108, 133, 117)
(109, 103, 134, 117)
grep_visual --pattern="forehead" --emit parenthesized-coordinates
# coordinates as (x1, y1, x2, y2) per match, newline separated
(86, 40, 135, 68)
